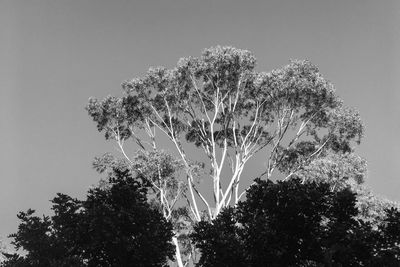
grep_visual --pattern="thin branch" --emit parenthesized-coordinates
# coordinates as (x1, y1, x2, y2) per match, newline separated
(187, 175, 201, 221)
(241, 102, 261, 150)
(266, 108, 293, 178)
(192, 183, 212, 219)
(190, 75, 212, 124)
(113, 128, 133, 164)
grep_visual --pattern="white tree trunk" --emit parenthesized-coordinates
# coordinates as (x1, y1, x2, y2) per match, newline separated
(172, 236, 184, 267)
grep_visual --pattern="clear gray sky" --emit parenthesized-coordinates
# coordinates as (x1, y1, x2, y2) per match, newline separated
(1, 0, 399, 240)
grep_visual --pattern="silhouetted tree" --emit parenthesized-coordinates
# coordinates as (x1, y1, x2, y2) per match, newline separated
(1, 170, 175, 267)
(78, 169, 175, 266)
(191, 178, 400, 266)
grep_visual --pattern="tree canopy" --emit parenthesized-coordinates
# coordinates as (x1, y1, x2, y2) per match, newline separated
(191, 178, 400, 266)
(86, 46, 367, 265)
(1, 170, 175, 267)
(87, 46, 364, 219)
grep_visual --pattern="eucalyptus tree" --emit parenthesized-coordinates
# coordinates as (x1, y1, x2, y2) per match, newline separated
(87, 46, 364, 265)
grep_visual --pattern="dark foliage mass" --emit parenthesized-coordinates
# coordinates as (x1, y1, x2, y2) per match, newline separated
(1, 170, 174, 267)
(191, 178, 400, 267)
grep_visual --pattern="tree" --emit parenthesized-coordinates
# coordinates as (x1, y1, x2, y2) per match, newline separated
(92, 150, 194, 266)
(86, 46, 364, 265)
(78, 169, 175, 266)
(1, 206, 84, 267)
(1, 169, 175, 267)
(354, 185, 400, 225)
(374, 207, 400, 264)
(191, 178, 400, 266)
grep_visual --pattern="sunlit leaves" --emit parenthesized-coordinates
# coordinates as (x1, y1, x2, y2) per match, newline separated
(92, 153, 130, 174)
(297, 152, 367, 188)
(86, 95, 145, 140)
(354, 185, 400, 225)
(131, 150, 185, 197)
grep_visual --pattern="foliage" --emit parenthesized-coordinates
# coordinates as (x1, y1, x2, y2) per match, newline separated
(2, 205, 84, 267)
(191, 178, 400, 266)
(296, 152, 367, 188)
(5, 46, 399, 266)
(86, 46, 364, 222)
(78, 169, 175, 266)
(86, 46, 366, 265)
(295, 153, 400, 226)
(354, 185, 400, 226)
(92, 150, 195, 266)
(1, 170, 175, 267)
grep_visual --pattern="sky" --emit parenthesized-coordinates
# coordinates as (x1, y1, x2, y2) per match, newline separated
(1, 0, 399, 241)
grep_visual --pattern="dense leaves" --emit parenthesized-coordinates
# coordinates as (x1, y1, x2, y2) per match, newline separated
(192, 179, 400, 266)
(78, 170, 175, 266)
(2, 206, 84, 267)
(297, 152, 367, 188)
(1, 170, 175, 267)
